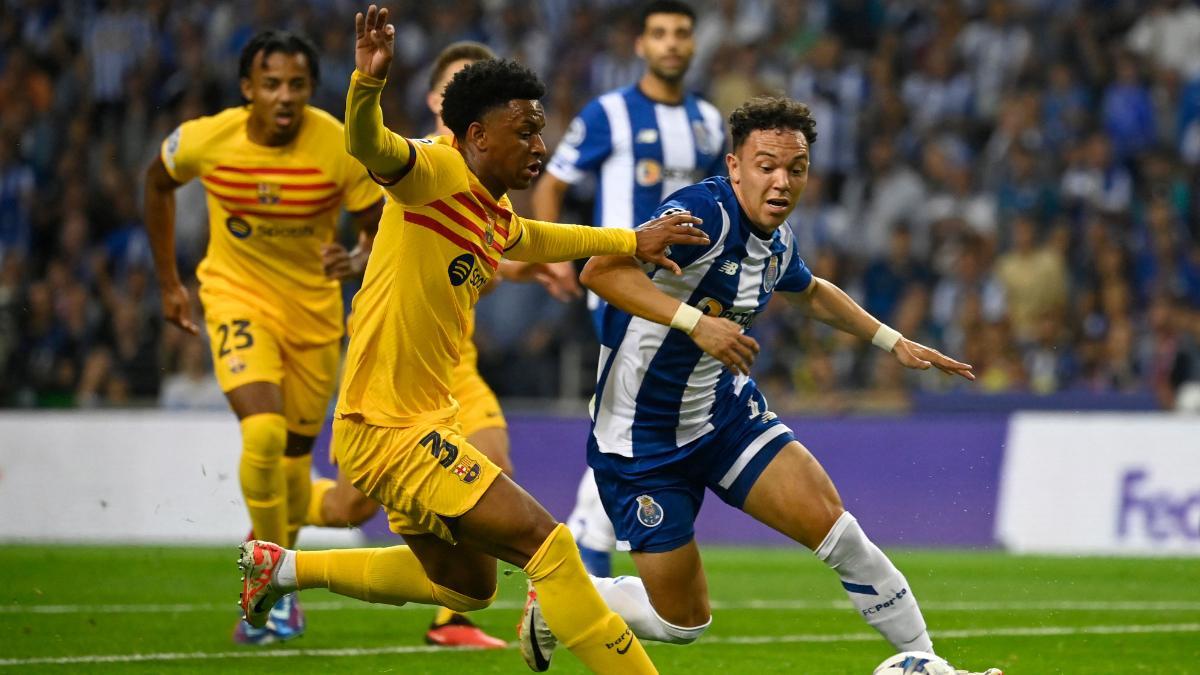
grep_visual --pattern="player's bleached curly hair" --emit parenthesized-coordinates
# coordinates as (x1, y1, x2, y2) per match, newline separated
(441, 59, 546, 139)
(729, 96, 818, 151)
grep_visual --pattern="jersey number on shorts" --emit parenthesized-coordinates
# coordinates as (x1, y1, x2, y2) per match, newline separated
(419, 430, 459, 468)
(216, 319, 254, 357)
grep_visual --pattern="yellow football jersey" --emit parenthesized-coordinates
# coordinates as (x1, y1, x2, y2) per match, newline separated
(335, 129, 636, 428)
(161, 106, 383, 345)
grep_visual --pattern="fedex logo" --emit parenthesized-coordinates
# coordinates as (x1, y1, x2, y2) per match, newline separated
(1117, 468, 1200, 542)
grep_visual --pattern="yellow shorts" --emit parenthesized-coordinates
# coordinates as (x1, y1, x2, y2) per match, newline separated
(332, 417, 502, 543)
(204, 301, 340, 437)
(451, 362, 507, 438)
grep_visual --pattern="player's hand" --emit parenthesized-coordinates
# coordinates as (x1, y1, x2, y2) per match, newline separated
(322, 242, 367, 279)
(690, 315, 759, 375)
(892, 338, 975, 381)
(502, 261, 581, 301)
(355, 5, 394, 80)
(533, 262, 583, 301)
(160, 282, 200, 335)
(633, 212, 709, 275)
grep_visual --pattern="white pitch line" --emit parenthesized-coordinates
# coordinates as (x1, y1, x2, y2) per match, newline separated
(1, 623, 1198, 667)
(4, 599, 1200, 615)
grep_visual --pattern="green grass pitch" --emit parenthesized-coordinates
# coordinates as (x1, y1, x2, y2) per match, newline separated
(2, 545, 1197, 673)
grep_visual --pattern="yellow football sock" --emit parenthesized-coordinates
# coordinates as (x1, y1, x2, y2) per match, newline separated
(238, 413, 288, 546)
(433, 606, 458, 626)
(524, 524, 657, 674)
(282, 454, 312, 548)
(305, 477, 337, 527)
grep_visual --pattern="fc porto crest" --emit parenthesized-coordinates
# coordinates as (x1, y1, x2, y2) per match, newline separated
(763, 255, 780, 292)
(635, 495, 664, 528)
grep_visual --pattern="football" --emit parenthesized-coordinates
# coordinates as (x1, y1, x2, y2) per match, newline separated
(873, 651, 957, 675)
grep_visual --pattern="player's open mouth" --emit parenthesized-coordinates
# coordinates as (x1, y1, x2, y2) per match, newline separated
(274, 112, 295, 127)
(525, 162, 541, 177)
(765, 198, 789, 212)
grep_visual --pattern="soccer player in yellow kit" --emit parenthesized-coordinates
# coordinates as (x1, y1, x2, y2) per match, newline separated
(302, 40, 577, 648)
(144, 30, 384, 645)
(237, 6, 709, 673)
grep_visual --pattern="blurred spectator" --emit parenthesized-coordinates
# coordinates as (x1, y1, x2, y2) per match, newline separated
(1124, 0, 1200, 80)
(0, 0, 1196, 412)
(160, 338, 225, 410)
(994, 215, 1069, 344)
(1101, 51, 1156, 162)
(956, 0, 1031, 120)
(841, 133, 928, 260)
(862, 226, 933, 327)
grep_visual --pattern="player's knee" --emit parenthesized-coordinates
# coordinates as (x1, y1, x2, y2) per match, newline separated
(651, 605, 711, 645)
(240, 413, 288, 468)
(430, 582, 495, 613)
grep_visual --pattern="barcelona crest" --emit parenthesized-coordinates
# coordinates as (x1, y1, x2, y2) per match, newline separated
(256, 181, 282, 205)
(452, 458, 481, 484)
(635, 495, 664, 528)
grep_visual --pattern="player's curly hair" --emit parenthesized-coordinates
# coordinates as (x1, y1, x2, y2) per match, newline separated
(238, 30, 320, 84)
(729, 96, 818, 151)
(441, 59, 546, 139)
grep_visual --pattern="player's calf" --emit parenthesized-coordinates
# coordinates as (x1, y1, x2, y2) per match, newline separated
(816, 512, 933, 653)
(591, 575, 710, 644)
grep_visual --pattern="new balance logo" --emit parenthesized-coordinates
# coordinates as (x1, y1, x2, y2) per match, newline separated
(718, 261, 739, 275)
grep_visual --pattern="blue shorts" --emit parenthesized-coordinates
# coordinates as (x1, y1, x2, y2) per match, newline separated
(589, 385, 794, 553)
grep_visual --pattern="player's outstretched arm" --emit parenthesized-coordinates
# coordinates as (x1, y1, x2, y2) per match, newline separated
(144, 155, 198, 335)
(580, 255, 759, 375)
(345, 5, 412, 181)
(506, 212, 708, 266)
(787, 277, 974, 381)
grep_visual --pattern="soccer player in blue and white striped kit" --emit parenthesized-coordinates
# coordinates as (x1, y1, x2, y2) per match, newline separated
(532, 0, 725, 577)
(519, 97, 1001, 675)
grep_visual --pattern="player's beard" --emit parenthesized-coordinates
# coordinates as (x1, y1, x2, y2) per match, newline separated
(647, 61, 687, 85)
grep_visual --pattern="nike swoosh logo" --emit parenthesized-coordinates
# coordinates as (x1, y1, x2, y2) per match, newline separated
(616, 639, 632, 655)
(529, 613, 550, 670)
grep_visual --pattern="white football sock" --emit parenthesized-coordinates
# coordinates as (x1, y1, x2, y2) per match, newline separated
(273, 548, 298, 592)
(567, 469, 617, 551)
(590, 575, 710, 644)
(815, 512, 933, 653)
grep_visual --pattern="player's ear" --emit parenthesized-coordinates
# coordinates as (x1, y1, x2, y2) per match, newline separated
(726, 152, 739, 183)
(466, 120, 487, 152)
(425, 90, 441, 119)
(634, 35, 646, 60)
(239, 77, 253, 103)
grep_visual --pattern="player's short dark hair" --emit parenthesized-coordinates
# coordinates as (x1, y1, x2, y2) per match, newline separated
(238, 30, 320, 84)
(729, 96, 818, 151)
(428, 42, 496, 92)
(441, 59, 546, 139)
(640, 0, 696, 31)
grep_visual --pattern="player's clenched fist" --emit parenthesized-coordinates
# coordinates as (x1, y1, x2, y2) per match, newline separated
(633, 212, 709, 274)
(690, 314, 759, 375)
(355, 5, 394, 80)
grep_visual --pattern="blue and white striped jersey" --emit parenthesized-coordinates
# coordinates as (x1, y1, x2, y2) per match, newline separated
(547, 85, 726, 231)
(590, 177, 814, 458)
(547, 85, 726, 322)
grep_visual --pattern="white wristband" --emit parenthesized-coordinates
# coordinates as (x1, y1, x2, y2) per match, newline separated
(670, 303, 703, 335)
(872, 323, 902, 352)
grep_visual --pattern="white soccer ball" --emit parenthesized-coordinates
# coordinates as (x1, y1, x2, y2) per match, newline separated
(873, 651, 957, 675)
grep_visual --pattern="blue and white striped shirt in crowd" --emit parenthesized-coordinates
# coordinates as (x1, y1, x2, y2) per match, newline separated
(546, 84, 726, 321)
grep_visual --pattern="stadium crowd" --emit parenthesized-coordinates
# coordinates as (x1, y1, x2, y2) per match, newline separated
(0, 0, 1198, 412)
